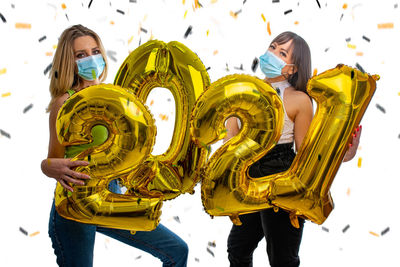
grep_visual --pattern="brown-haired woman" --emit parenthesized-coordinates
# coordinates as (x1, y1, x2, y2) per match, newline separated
(41, 24, 188, 267)
(225, 31, 360, 267)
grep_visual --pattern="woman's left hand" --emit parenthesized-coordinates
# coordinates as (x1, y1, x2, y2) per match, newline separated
(343, 125, 362, 162)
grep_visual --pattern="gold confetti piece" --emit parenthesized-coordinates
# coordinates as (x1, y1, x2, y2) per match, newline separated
(0, 68, 6, 75)
(313, 68, 318, 76)
(347, 43, 356, 49)
(110, 21, 115, 25)
(159, 114, 169, 121)
(150, 100, 154, 106)
(206, 29, 209, 36)
(398, 92, 400, 96)
(294, 21, 299, 25)
(182, 0, 185, 4)
(45, 52, 53, 56)
(1, 92, 11, 97)
(378, 23, 394, 29)
(267, 21, 271, 36)
(128, 36, 134, 44)
(230, 11, 238, 19)
(346, 188, 351, 196)
(369, 231, 379, 237)
(356, 51, 364, 56)
(211, 0, 218, 3)
(213, 50, 218, 55)
(261, 14, 266, 22)
(29, 231, 40, 237)
(357, 157, 362, 168)
(53, 44, 57, 50)
(61, 3, 67, 9)
(184, 10, 188, 19)
(15, 23, 31, 29)
(343, 3, 348, 9)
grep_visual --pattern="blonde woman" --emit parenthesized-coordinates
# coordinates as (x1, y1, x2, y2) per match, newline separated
(41, 25, 188, 267)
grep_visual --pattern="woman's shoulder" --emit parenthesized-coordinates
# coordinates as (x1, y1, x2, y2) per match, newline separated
(50, 93, 70, 114)
(285, 86, 313, 113)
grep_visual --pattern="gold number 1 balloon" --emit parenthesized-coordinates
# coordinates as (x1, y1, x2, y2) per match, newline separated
(193, 65, 378, 226)
(55, 84, 162, 231)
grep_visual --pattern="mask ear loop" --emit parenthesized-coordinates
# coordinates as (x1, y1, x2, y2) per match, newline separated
(282, 64, 296, 80)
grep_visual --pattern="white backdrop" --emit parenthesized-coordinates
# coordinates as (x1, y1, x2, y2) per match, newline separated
(0, 0, 399, 266)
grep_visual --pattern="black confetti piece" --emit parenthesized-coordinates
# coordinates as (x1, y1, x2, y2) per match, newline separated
(195, 258, 200, 262)
(272, 0, 280, 3)
(130, 0, 137, 2)
(345, 37, 351, 42)
(324, 47, 330, 52)
(0, 129, 11, 139)
(316, 0, 321, 8)
(140, 27, 147, 33)
(38, 35, 46, 42)
(381, 227, 390, 235)
(167, 98, 171, 102)
(225, 63, 229, 72)
(208, 241, 216, 247)
(134, 255, 142, 260)
(173, 216, 181, 223)
(342, 224, 350, 233)
(184, 26, 192, 38)
(11, 4, 15, 8)
(375, 104, 386, 113)
(206, 247, 215, 257)
(65, 14, 69, 21)
(322, 226, 329, 232)
(235, 9, 242, 16)
(0, 13, 6, 23)
(234, 64, 244, 70)
(44, 63, 52, 75)
(88, 0, 93, 8)
(23, 103, 33, 113)
(116, 9, 125, 15)
(284, 9, 292, 15)
(398, 133, 400, 139)
(19, 227, 28, 236)
(395, 3, 398, 8)
(362, 35, 370, 42)
(251, 58, 259, 72)
(206, 66, 211, 71)
(355, 63, 365, 73)
(340, 13, 344, 21)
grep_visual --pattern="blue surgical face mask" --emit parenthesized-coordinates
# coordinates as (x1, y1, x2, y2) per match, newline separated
(76, 54, 105, 81)
(259, 50, 293, 78)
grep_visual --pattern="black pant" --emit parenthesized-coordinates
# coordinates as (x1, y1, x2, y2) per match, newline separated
(227, 143, 304, 267)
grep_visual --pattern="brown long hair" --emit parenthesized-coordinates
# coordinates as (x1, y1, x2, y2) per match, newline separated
(271, 31, 311, 94)
(47, 24, 108, 111)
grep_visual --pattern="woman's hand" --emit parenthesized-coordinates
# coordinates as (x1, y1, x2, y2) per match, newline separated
(41, 158, 90, 192)
(343, 125, 362, 162)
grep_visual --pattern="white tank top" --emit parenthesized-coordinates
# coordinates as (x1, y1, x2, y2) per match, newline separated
(235, 80, 294, 144)
(270, 80, 294, 144)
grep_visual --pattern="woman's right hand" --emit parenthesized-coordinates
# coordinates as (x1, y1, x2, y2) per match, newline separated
(41, 158, 90, 192)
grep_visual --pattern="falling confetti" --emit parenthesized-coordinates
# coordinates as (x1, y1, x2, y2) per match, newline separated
(173, 216, 181, 223)
(0, 13, 6, 23)
(284, 9, 292, 15)
(342, 224, 350, 233)
(1, 92, 11, 97)
(346, 188, 351, 196)
(315, 0, 321, 8)
(38, 35, 46, 42)
(362, 35, 370, 42)
(261, 13, 266, 22)
(357, 157, 362, 168)
(267, 21, 271, 35)
(29, 231, 40, 237)
(19, 227, 28, 236)
(375, 104, 386, 113)
(251, 58, 259, 72)
(213, 50, 218, 55)
(342, 3, 348, 9)
(272, 0, 280, 3)
(134, 255, 142, 260)
(195, 258, 200, 262)
(355, 63, 365, 73)
(88, 0, 93, 8)
(369, 231, 379, 237)
(184, 26, 192, 38)
(378, 23, 394, 29)
(0, 129, 11, 138)
(106, 50, 117, 62)
(0, 68, 6, 75)
(345, 37, 351, 42)
(15, 23, 31, 29)
(206, 247, 215, 257)
(234, 64, 244, 70)
(356, 52, 364, 56)
(44, 63, 52, 75)
(23, 103, 33, 113)
(347, 44, 356, 49)
(322, 226, 329, 232)
(208, 241, 216, 247)
(381, 227, 390, 236)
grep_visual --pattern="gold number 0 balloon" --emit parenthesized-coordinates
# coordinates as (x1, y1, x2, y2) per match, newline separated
(191, 65, 378, 226)
(55, 84, 162, 231)
(114, 40, 210, 200)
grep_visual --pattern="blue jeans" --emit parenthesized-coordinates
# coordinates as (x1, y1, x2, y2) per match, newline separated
(48, 200, 188, 267)
(227, 143, 304, 267)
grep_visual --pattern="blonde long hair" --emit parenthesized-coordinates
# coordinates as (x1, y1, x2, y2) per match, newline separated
(47, 24, 108, 111)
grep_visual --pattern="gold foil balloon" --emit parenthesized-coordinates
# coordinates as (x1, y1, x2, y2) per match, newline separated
(190, 74, 284, 225)
(114, 40, 210, 200)
(55, 84, 162, 231)
(194, 65, 378, 226)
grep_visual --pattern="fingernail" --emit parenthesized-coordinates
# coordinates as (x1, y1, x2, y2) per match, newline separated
(349, 143, 353, 147)
(360, 125, 362, 129)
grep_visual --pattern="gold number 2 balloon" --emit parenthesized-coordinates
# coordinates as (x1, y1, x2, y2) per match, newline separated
(55, 84, 162, 231)
(192, 65, 378, 226)
(114, 40, 210, 200)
